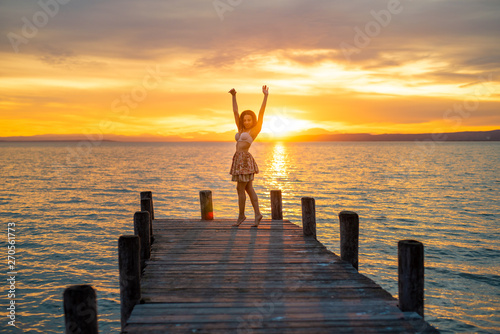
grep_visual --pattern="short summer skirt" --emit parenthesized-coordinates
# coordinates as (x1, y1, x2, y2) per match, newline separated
(229, 151, 259, 182)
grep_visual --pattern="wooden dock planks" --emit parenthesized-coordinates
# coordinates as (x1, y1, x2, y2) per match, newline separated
(123, 219, 437, 333)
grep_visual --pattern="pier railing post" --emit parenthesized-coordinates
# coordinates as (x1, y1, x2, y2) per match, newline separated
(339, 211, 359, 271)
(140, 191, 154, 220)
(119, 235, 141, 331)
(134, 211, 151, 271)
(301, 197, 316, 239)
(140, 197, 153, 242)
(199, 190, 214, 220)
(398, 239, 424, 317)
(63, 285, 99, 334)
(271, 190, 283, 220)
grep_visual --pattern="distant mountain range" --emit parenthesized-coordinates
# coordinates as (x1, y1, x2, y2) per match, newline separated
(0, 130, 499, 142)
(287, 130, 500, 142)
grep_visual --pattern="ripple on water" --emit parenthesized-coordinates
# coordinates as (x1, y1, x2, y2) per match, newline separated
(0, 141, 498, 333)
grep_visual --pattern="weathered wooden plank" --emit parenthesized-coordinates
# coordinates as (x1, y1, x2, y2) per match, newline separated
(140, 288, 396, 303)
(127, 310, 404, 321)
(123, 321, 422, 334)
(124, 313, 433, 333)
(152, 221, 298, 229)
(141, 281, 381, 290)
(129, 300, 398, 309)
(141, 271, 364, 279)
(139, 290, 383, 302)
(142, 266, 354, 273)
(127, 311, 406, 324)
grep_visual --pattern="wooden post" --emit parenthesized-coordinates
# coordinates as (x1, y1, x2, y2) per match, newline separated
(398, 239, 424, 317)
(134, 211, 151, 271)
(63, 284, 99, 334)
(301, 197, 316, 239)
(140, 197, 153, 241)
(200, 190, 214, 220)
(339, 211, 359, 271)
(119, 235, 141, 330)
(140, 191, 154, 220)
(271, 190, 283, 220)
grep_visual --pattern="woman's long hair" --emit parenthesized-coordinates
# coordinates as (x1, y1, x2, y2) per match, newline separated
(239, 110, 257, 132)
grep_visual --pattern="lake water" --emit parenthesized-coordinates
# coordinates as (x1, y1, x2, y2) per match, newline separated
(0, 141, 498, 333)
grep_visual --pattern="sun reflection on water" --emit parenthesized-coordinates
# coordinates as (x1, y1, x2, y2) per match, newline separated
(263, 142, 290, 190)
(271, 143, 287, 176)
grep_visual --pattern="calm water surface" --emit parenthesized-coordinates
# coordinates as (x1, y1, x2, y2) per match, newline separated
(0, 141, 498, 333)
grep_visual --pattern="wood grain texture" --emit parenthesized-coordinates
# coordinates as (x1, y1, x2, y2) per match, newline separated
(122, 219, 437, 333)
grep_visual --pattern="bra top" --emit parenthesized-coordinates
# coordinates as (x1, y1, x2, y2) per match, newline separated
(235, 131, 254, 144)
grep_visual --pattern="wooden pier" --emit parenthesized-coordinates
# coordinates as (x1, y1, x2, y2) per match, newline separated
(64, 190, 438, 333)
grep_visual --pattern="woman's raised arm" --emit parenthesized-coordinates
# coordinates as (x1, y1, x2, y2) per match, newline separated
(229, 88, 239, 130)
(254, 85, 269, 134)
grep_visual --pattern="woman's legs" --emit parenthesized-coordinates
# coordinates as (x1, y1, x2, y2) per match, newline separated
(233, 181, 248, 226)
(245, 180, 263, 227)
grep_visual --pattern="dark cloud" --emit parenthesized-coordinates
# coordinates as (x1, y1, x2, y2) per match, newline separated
(1, 1, 499, 116)
(2, 0, 499, 72)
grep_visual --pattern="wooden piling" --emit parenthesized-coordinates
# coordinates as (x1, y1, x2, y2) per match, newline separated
(140, 191, 154, 220)
(134, 211, 151, 271)
(271, 190, 283, 220)
(63, 284, 99, 334)
(119, 235, 141, 330)
(339, 211, 359, 271)
(140, 198, 153, 241)
(398, 239, 424, 317)
(301, 197, 316, 238)
(199, 190, 214, 220)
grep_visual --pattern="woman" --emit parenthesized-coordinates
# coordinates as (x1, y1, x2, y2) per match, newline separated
(229, 85, 269, 227)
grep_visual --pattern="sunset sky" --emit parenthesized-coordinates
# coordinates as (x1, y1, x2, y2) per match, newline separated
(1, 0, 499, 141)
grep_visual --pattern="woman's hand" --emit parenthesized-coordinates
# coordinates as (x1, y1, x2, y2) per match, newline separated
(262, 85, 269, 96)
(229, 88, 237, 96)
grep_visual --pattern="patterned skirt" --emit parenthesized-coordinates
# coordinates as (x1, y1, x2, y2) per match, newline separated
(229, 151, 259, 182)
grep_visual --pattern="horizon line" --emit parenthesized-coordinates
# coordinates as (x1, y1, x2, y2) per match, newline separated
(1, 129, 499, 143)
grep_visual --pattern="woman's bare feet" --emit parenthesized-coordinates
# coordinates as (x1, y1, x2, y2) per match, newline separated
(251, 213, 263, 227)
(232, 215, 246, 227)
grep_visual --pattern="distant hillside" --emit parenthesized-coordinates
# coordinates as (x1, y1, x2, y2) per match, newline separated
(288, 130, 500, 142)
(0, 130, 499, 142)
